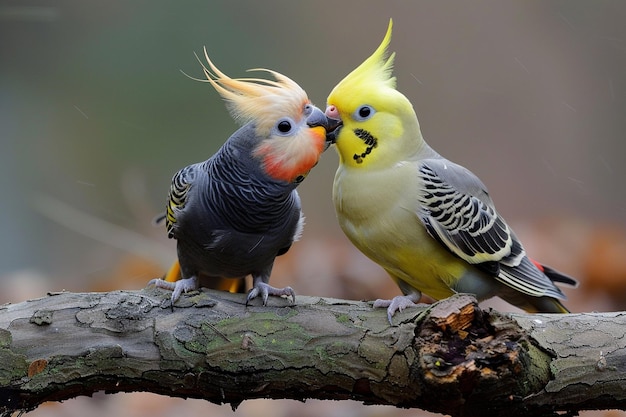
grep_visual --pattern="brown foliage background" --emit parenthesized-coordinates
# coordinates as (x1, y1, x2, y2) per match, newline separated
(2, 1, 626, 416)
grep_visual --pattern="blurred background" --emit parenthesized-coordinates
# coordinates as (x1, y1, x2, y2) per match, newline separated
(2, 0, 625, 416)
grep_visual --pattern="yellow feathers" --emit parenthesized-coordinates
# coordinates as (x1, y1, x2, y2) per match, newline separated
(326, 19, 575, 317)
(325, 19, 422, 170)
(198, 47, 310, 136)
(327, 19, 396, 105)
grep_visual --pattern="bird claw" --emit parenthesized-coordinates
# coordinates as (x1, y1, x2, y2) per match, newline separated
(246, 282, 296, 306)
(373, 294, 421, 325)
(147, 276, 198, 306)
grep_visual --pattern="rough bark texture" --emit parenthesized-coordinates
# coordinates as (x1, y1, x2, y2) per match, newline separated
(0, 289, 625, 417)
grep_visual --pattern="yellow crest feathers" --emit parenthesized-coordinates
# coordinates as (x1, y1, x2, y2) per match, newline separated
(198, 47, 309, 134)
(328, 19, 396, 101)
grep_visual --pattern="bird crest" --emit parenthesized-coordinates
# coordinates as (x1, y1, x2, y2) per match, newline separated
(328, 19, 396, 102)
(196, 48, 309, 136)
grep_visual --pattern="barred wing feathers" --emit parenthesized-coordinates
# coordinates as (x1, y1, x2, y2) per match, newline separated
(165, 164, 197, 239)
(417, 159, 567, 300)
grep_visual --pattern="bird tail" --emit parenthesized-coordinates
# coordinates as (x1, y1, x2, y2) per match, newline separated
(499, 288, 571, 313)
(161, 259, 246, 293)
(500, 260, 577, 313)
(530, 259, 578, 287)
(525, 296, 571, 314)
(162, 259, 181, 283)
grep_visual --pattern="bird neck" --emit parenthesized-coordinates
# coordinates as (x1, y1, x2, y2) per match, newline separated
(400, 110, 441, 161)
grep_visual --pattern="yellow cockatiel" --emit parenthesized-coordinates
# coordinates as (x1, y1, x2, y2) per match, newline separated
(325, 20, 576, 322)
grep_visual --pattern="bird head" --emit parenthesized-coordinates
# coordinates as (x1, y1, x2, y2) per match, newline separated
(325, 19, 424, 170)
(199, 49, 337, 183)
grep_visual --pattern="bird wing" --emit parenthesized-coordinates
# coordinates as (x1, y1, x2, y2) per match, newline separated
(417, 158, 566, 299)
(165, 164, 197, 239)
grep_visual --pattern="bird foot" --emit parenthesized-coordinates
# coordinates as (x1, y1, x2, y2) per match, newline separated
(373, 294, 422, 324)
(246, 282, 295, 306)
(147, 276, 198, 305)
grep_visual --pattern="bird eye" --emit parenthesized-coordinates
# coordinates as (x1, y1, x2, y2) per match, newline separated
(277, 119, 292, 134)
(354, 105, 375, 121)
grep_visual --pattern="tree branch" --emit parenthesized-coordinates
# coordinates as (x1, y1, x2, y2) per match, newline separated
(1, 289, 625, 417)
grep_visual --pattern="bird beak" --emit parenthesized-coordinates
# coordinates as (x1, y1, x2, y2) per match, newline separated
(324, 118, 342, 144)
(307, 106, 343, 149)
(324, 105, 342, 144)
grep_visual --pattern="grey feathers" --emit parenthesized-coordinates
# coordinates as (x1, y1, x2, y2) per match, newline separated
(166, 123, 302, 280)
(418, 160, 512, 263)
(417, 157, 568, 300)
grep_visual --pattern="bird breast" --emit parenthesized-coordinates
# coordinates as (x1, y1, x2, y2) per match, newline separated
(333, 164, 425, 254)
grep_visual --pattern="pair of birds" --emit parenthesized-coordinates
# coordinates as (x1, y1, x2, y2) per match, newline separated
(149, 20, 576, 320)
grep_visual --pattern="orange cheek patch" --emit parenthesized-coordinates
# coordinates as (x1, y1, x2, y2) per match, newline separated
(262, 155, 314, 183)
(310, 126, 327, 143)
(257, 128, 327, 183)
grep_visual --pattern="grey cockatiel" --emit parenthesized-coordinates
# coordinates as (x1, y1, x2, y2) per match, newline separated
(149, 49, 336, 306)
(324, 20, 577, 322)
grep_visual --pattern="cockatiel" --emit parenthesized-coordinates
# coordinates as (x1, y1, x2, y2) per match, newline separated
(325, 20, 577, 322)
(149, 49, 336, 306)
